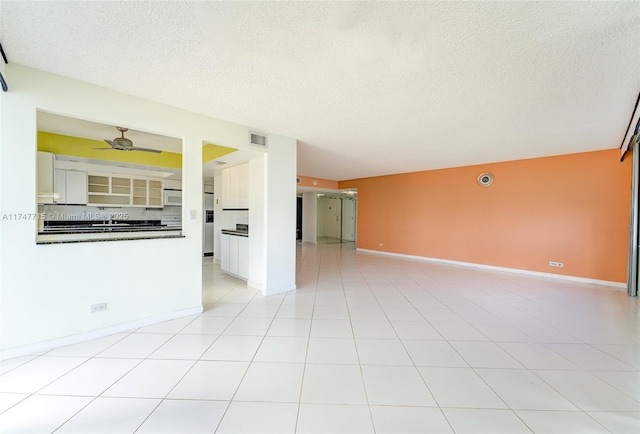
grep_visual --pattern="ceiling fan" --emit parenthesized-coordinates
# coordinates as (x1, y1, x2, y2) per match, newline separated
(94, 127, 162, 153)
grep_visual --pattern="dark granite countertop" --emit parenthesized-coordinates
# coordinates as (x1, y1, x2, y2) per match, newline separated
(39, 226, 181, 235)
(41, 219, 181, 234)
(222, 224, 248, 237)
(37, 233, 184, 245)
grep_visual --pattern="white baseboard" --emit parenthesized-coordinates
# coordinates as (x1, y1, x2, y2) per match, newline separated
(0, 306, 203, 361)
(357, 248, 627, 289)
(247, 279, 264, 292)
(263, 284, 297, 296)
(248, 280, 296, 296)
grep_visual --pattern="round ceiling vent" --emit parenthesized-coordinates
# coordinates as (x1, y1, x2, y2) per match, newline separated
(477, 172, 494, 187)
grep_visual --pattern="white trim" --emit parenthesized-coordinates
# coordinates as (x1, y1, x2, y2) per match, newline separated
(247, 279, 264, 292)
(224, 271, 248, 282)
(0, 306, 203, 361)
(249, 280, 296, 297)
(357, 248, 627, 289)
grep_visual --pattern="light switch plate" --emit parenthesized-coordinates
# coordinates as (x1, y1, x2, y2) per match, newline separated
(190, 209, 197, 220)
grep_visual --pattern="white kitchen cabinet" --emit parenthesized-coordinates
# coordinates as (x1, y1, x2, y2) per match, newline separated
(67, 171, 88, 204)
(229, 165, 240, 207)
(132, 178, 163, 207)
(238, 163, 249, 208)
(87, 173, 162, 207)
(221, 169, 231, 207)
(148, 180, 163, 207)
(54, 169, 66, 203)
(37, 151, 55, 204)
(238, 236, 249, 279)
(229, 235, 239, 274)
(55, 169, 87, 204)
(221, 234, 230, 272)
(220, 233, 249, 280)
(88, 175, 130, 206)
(221, 163, 249, 208)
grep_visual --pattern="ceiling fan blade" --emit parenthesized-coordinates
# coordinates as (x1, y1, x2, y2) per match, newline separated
(130, 147, 162, 153)
(104, 130, 161, 152)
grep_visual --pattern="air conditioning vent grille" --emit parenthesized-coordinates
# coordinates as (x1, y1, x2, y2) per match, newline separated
(250, 132, 268, 147)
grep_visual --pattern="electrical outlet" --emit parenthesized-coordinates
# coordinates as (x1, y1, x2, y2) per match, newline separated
(549, 261, 564, 268)
(91, 302, 107, 313)
(378, 242, 384, 247)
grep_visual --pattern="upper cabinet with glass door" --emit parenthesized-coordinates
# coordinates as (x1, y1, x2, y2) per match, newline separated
(87, 174, 163, 207)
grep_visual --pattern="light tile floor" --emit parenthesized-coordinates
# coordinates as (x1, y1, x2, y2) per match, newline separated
(1, 242, 640, 433)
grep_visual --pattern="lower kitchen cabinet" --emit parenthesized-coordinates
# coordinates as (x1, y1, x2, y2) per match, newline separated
(221, 233, 249, 280)
(221, 234, 230, 272)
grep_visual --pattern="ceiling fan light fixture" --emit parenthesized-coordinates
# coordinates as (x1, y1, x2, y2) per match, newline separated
(99, 126, 162, 153)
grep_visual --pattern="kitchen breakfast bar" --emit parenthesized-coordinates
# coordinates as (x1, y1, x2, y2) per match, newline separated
(36, 217, 183, 244)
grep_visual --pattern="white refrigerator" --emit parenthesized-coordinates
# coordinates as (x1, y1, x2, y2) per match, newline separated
(203, 193, 214, 256)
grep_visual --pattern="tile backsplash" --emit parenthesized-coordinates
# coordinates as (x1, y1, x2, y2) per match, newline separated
(39, 204, 182, 221)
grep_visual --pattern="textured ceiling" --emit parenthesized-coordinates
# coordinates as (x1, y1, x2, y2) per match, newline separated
(2, 1, 639, 180)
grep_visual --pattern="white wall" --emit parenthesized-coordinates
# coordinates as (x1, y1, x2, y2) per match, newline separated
(262, 136, 297, 296)
(302, 192, 317, 243)
(0, 65, 297, 357)
(248, 157, 266, 290)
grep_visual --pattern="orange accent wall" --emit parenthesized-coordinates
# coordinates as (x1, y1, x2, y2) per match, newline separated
(339, 149, 631, 283)
(297, 175, 339, 189)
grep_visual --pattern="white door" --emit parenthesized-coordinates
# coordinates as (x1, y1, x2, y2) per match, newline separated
(326, 198, 341, 242)
(341, 198, 356, 242)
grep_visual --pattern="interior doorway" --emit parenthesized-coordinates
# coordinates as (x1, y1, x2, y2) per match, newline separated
(296, 196, 303, 241)
(317, 193, 357, 245)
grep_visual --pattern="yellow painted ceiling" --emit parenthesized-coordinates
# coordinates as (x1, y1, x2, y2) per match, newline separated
(38, 132, 237, 168)
(202, 143, 237, 163)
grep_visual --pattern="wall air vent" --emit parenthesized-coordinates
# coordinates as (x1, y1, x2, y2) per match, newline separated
(249, 131, 268, 148)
